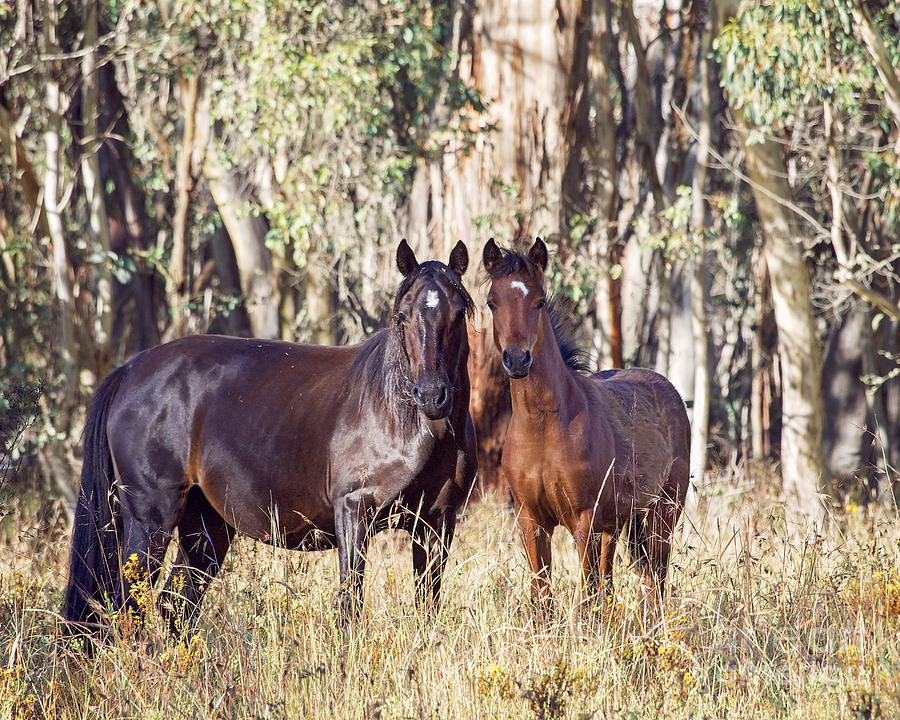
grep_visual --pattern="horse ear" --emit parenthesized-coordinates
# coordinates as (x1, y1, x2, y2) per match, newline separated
(528, 237, 548, 272)
(448, 241, 468, 277)
(482, 238, 502, 274)
(396, 239, 419, 276)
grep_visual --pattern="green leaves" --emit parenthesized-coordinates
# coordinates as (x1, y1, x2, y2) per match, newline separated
(639, 186, 708, 261)
(86, 250, 138, 285)
(713, 0, 878, 131)
(175, 0, 484, 298)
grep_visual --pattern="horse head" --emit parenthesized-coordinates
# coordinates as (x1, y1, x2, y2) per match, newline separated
(393, 239, 474, 420)
(482, 237, 549, 379)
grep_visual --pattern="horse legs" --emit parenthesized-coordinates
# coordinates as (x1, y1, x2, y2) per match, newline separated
(159, 486, 234, 634)
(641, 458, 690, 605)
(334, 489, 377, 622)
(117, 512, 174, 627)
(514, 503, 553, 615)
(411, 513, 456, 612)
(575, 511, 618, 607)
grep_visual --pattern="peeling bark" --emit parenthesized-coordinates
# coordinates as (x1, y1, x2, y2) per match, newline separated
(406, 0, 588, 251)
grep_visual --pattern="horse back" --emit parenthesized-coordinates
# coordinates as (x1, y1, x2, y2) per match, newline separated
(588, 367, 690, 500)
(104, 335, 364, 539)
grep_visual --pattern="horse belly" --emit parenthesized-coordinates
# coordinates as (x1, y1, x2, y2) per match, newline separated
(195, 452, 335, 545)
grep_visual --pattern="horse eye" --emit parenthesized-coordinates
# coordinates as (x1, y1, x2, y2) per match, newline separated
(486, 300, 496, 312)
(536, 298, 546, 310)
(397, 311, 408, 323)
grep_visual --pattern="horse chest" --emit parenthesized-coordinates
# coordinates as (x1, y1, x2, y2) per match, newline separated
(504, 428, 591, 509)
(328, 420, 454, 504)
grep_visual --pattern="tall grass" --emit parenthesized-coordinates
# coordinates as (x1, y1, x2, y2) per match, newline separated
(1, 470, 898, 719)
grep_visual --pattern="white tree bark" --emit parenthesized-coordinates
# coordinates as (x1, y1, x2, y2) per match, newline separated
(42, 0, 77, 397)
(742, 133, 825, 521)
(688, 13, 712, 486)
(168, 72, 200, 339)
(80, 0, 113, 355)
(405, 0, 587, 257)
(204, 147, 280, 340)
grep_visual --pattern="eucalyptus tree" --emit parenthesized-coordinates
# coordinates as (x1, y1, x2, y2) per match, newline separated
(714, 0, 900, 510)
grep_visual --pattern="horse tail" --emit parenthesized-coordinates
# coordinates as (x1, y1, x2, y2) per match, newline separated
(63, 364, 129, 628)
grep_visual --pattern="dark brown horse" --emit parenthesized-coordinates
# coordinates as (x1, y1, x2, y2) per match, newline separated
(482, 238, 690, 610)
(64, 240, 477, 632)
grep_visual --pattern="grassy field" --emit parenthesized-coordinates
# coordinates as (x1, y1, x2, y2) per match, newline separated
(1, 469, 898, 719)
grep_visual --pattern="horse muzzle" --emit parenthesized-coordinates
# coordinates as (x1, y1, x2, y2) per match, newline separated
(413, 379, 453, 420)
(502, 347, 532, 378)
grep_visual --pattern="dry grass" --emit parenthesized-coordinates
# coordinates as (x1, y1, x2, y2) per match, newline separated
(1, 470, 899, 719)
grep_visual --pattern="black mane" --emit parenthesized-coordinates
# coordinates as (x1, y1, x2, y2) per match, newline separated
(348, 328, 418, 432)
(486, 246, 591, 375)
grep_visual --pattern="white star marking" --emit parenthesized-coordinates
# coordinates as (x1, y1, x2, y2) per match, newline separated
(426, 290, 439, 308)
(510, 281, 529, 297)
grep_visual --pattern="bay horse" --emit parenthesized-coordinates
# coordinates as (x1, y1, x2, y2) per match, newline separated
(63, 240, 477, 632)
(482, 238, 690, 612)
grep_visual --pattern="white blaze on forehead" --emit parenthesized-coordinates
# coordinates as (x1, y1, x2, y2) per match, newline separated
(510, 280, 529, 297)
(425, 289, 440, 308)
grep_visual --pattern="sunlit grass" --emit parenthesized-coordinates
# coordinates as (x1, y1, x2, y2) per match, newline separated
(1, 470, 899, 719)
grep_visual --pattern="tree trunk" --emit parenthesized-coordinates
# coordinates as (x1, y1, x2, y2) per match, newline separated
(0, 102, 49, 238)
(40, 0, 81, 510)
(589, 0, 623, 369)
(304, 261, 336, 346)
(208, 224, 254, 337)
(750, 256, 772, 460)
(742, 132, 825, 521)
(406, 0, 589, 252)
(622, 0, 665, 210)
(42, 0, 77, 406)
(194, 79, 280, 341)
(688, 10, 712, 485)
(667, 261, 692, 390)
(168, 72, 200, 339)
(97, 63, 162, 353)
(80, 0, 113, 374)
(203, 144, 280, 340)
(821, 305, 874, 496)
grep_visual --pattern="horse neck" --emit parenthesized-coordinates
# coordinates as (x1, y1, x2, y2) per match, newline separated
(359, 327, 418, 434)
(508, 313, 573, 420)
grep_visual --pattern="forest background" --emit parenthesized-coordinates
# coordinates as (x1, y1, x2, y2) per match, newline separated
(1, 0, 900, 523)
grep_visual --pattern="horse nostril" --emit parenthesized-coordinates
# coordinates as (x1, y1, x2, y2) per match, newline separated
(523, 350, 532, 368)
(414, 385, 423, 401)
(502, 349, 513, 368)
(437, 386, 448, 406)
